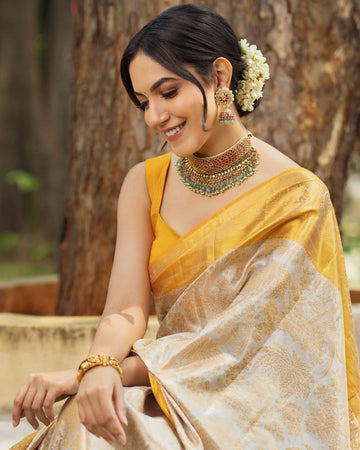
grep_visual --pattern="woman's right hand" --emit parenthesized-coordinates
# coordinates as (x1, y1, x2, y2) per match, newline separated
(76, 365, 128, 446)
(12, 369, 78, 429)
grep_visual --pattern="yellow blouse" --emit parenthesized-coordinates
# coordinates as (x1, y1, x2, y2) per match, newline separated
(145, 152, 178, 264)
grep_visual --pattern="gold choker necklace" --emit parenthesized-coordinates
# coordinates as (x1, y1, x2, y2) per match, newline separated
(176, 131, 259, 196)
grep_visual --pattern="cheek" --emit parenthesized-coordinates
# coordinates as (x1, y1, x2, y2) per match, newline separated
(143, 110, 151, 128)
(187, 97, 208, 128)
(202, 95, 218, 128)
(174, 87, 205, 115)
(173, 95, 202, 117)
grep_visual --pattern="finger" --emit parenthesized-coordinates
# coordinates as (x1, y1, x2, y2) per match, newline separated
(77, 390, 102, 435)
(22, 387, 40, 429)
(78, 395, 116, 445)
(97, 426, 118, 446)
(13, 384, 29, 427)
(43, 390, 56, 422)
(31, 390, 50, 426)
(113, 384, 127, 445)
(83, 385, 125, 444)
(95, 389, 126, 445)
(114, 384, 128, 427)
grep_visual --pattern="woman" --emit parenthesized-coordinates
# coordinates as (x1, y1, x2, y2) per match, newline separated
(12, 4, 360, 449)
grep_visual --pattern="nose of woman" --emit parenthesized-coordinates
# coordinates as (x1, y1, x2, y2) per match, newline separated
(145, 101, 170, 130)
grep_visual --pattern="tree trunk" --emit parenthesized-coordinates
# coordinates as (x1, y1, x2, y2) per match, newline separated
(56, 0, 167, 315)
(56, 0, 360, 315)
(232, 0, 360, 222)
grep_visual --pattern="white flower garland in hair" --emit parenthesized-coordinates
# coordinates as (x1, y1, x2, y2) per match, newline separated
(235, 38, 270, 112)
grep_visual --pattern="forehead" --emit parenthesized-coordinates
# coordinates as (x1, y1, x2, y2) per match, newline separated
(129, 52, 177, 93)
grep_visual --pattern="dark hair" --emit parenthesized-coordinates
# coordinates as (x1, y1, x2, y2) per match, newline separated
(120, 4, 258, 129)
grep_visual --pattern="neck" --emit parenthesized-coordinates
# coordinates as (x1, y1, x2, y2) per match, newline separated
(194, 119, 248, 158)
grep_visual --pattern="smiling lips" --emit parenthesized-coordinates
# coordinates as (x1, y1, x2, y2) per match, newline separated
(164, 122, 186, 138)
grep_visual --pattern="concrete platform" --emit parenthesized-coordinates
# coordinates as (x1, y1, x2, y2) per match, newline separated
(0, 415, 34, 449)
(1, 314, 159, 415)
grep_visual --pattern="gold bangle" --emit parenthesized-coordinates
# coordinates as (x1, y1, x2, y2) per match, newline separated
(77, 354, 123, 384)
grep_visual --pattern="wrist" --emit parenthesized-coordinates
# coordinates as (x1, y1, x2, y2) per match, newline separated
(77, 354, 123, 384)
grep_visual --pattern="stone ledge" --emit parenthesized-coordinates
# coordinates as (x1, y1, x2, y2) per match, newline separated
(0, 275, 59, 315)
(2, 307, 360, 415)
(0, 275, 157, 315)
(1, 277, 359, 318)
(0, 313, 159, 415)
(351, 287, 360, 303)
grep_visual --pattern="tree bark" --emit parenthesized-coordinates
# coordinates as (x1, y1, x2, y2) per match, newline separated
(233, 0, 360, 221)
(56, 0, 167, 315)
(56, 0, 360, 315)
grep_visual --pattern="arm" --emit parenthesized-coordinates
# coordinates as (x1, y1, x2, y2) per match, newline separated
(86, 160, 153, 364)
(13, 162, 154, 445)
(76, 162, 153, 444)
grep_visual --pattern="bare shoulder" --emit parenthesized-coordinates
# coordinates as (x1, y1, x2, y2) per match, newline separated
(118, 161, 150, 210)
(104, 160, 153, 315)
(116, 160, 152, 256)
(253, 136, 300, 180)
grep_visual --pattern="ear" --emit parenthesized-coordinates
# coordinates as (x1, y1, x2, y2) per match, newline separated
(212, 57, 233, 89)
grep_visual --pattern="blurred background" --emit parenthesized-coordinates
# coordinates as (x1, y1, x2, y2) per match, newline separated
(0, 0, 359, 290)
(0, 0, 72, 279)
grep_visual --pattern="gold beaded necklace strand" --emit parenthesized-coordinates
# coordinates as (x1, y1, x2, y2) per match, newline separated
(176, 131, 259, 196)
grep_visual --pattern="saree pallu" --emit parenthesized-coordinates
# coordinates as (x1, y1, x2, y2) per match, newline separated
(17, 165, 360, 449)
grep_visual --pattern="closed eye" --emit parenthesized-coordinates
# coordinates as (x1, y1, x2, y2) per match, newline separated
(136, 89, 178, 112)
(162, 89, 178, 99)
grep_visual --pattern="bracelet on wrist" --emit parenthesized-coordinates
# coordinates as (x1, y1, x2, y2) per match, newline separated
(77, 354, 123, 384)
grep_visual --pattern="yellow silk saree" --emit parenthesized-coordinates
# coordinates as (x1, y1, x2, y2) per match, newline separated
(16, 155, 360, 449)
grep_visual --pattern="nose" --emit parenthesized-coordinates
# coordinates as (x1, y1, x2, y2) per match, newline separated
(145, 101, 170, 129)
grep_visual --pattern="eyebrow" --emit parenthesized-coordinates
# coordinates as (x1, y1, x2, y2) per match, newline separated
(133, 77, 178, 96)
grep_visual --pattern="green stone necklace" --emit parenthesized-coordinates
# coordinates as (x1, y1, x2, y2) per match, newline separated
(176, 131, 259, 197)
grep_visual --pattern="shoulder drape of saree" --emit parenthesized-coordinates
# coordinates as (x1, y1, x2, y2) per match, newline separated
(132, 168, 360, 448)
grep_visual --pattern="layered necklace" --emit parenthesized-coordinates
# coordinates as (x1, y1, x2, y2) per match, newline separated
(176, 131, 259, 196)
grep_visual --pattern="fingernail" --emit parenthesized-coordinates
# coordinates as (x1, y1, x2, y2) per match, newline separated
(121, 414, 128, 426)
(117, 434, 126, 445)
(12, 420, 17, 427)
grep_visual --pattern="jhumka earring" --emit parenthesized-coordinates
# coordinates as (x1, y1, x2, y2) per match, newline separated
(214, 87, 235, 125)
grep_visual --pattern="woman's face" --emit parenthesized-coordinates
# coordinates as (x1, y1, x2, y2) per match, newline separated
(129, 52, 219, 157)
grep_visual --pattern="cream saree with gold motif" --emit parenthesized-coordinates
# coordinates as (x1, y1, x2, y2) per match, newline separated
(15, 166, 360, 449)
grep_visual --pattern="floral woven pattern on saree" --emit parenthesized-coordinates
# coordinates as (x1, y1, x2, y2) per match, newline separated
(134, 167, 360, 449)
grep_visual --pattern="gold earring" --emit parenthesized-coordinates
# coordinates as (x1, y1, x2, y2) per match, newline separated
(214, 87, 235, 125)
